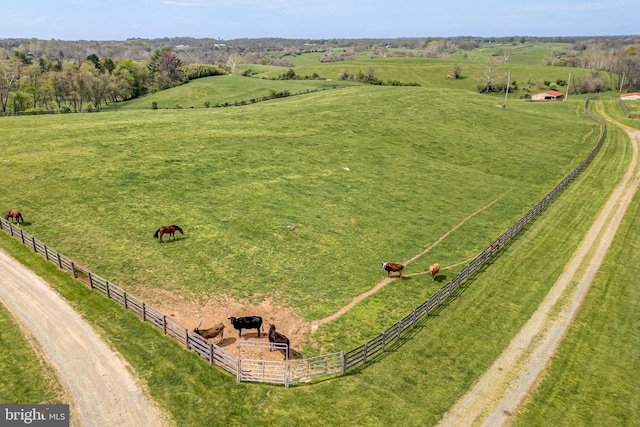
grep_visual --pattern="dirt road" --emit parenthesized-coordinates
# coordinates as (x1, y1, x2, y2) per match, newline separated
(438, 115, 640, 426)
(0, 250, 168, 427)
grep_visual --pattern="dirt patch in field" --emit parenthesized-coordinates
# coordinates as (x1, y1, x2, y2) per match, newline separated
(138, 288, 311, 361)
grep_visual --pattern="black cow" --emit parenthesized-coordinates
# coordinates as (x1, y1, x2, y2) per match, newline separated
(228, 315, 263, 338)
(268, 324, 290, 359)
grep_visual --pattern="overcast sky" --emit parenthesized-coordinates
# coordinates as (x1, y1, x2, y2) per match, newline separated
(1, 0, 637, 41)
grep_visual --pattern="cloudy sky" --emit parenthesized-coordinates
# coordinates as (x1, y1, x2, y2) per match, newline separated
(2, 0, 637, 41)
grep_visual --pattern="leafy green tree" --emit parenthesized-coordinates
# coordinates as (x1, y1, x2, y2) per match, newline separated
(148, 47, 183, 89)
(12, 90, 31, 113)
(86, 54, 102, 71)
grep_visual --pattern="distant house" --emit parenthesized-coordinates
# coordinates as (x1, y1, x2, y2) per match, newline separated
(621, 92, 640, 100)
(531, 90, 564, 101)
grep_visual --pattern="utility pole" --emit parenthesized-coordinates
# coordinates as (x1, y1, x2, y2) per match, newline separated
(502, 69, 511, 108)
(565, 72, 571, 101)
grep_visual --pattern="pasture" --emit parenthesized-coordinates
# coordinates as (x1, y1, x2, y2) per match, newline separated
(0, 81, 599, 356)
(0, 99, 632, 426)
(115, 74, 359, 110)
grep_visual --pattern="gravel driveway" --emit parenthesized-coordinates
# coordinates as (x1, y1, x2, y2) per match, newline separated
(438, 118, 640, 426)
(0, 250, 168, 427)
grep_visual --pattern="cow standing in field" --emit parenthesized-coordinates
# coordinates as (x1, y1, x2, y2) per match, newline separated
(193, 321, 224, 344)
(382, 262, 405, 278)
(429, 263, 440, 281)
(228, 315, 263, 338)
(268, 324, 290, 359)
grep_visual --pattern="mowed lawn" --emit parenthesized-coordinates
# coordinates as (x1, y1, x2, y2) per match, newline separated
(0, 84, 598, 352)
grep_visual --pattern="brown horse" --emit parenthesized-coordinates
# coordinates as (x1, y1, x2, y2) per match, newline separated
(5, 210, 24, 224)
(153, 225, 184, 242)
(429, 263, 440, 281)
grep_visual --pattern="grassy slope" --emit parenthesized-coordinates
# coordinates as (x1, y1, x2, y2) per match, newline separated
(513, 102, 640, 426)
(116, 74, 359, 110)
(0, 87, 597, 332)
(0, 98, 625, 426)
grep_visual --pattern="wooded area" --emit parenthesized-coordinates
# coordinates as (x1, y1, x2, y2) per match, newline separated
(0, 35, 639, 115)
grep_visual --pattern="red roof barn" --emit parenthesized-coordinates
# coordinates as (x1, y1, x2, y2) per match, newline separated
(531, 90, 564, 101)
(621, 92, 640, 100)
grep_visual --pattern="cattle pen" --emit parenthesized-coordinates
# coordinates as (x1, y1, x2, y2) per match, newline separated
(0, 99, 606, 387)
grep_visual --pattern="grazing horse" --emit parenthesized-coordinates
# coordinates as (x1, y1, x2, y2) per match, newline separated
(5, 210, 24, 224)
(153, 225, 184, 242)
(429, 263, 440, 281)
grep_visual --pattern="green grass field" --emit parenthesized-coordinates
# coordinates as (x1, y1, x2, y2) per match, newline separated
(0, 84, 598, 336)
(514, 105, 640, 426)
(622, 98, 640, 117)
(0, 98, 633, 426)
(115, 74, 360, 110)
(0, 302, 66, 404)
(1, 43, 637, 423)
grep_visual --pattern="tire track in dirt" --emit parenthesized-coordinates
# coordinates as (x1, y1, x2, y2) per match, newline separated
(437, 108, 640, 427)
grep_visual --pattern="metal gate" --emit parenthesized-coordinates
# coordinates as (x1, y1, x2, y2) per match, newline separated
(238, 341, 290, 387)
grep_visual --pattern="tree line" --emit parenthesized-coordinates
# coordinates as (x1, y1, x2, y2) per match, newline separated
(0, 47, 228, 114)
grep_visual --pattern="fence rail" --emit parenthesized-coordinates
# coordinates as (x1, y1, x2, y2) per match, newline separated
(0, 98, 606, 386)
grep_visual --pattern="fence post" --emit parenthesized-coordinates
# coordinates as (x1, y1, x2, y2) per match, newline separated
(142, 302, 146, 321)
(397, 321, 401, 341)
(237, 359, 242, 383)
(412, 310, 417, 327)
(184, 329, 189, 349)
(163, 316, 167, 334)
(210, 343, 215, 365)
(341, 352, 347, 376)
(31, 236, 37, 252)
(56, 252, 62, 269)
(382, 331, 386, 352)
(106, 282, 110, 299)
(44, 244, 49, 261)
(285, 362, 290, 388)
(123, 292, 128, 309)
(70, 261, 77, 278)
(88, 272, 94, 289)
(363, 342, 368, 364)
(19, 229, 25, 244)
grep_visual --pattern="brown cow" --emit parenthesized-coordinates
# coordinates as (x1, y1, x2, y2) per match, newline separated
(193, 321, 224, 344)
(382, 262, 405, 278)
(429, 263, 440, 281)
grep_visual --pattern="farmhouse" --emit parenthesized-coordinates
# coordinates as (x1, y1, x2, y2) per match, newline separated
(620, 92, 640, 100)
(531, 90, 564, 101)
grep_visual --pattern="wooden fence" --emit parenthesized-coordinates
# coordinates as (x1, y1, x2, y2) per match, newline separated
(0, 98, 606, 386)
(336, 97, 607, 371)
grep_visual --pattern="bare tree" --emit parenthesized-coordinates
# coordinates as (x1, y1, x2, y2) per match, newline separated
(226, 53, 242, 74)
(0, 57, 22, 112)
(476, 57, 499, 92)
